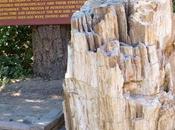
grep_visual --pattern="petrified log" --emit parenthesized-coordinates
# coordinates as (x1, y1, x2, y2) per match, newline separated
(64, 0, 175, 130)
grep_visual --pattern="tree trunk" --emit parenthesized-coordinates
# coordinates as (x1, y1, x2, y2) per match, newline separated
(64, 0, 175, 130)
(32, 25, 70, 80)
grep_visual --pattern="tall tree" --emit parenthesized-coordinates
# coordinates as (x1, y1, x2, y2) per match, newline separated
(32, 25, 70, 80)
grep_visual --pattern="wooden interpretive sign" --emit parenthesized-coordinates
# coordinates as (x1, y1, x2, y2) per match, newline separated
(0, 0, 85, 26)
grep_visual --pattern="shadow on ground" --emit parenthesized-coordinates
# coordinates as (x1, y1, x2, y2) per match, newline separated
(0, 78, 65, 130)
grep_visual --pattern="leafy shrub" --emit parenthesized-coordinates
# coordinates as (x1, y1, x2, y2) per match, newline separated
(0, 26, 32, 83)
(174, 0, 175, 12)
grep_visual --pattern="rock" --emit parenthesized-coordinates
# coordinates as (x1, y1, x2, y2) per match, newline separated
(64, 0, 175, 130)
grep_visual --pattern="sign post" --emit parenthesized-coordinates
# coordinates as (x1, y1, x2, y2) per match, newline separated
(0, 0, 85, 26)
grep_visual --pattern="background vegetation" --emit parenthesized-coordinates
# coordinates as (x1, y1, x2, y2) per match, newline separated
(0, 26, 32, 85)
(174, 0, 175, 12)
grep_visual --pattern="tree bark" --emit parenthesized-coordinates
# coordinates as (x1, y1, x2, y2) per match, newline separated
(32, 25, 70, 80)
(64, 0, 175, 130)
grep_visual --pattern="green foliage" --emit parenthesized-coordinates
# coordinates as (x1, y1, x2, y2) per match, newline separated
(0, 26, 32, 84)
(174, 0, 175, 12)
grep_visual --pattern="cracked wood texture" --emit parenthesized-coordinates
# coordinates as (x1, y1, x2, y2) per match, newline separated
(64, 0, 175, 130)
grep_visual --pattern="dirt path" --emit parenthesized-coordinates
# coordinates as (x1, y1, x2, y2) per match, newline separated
(0, 78, 64, 130)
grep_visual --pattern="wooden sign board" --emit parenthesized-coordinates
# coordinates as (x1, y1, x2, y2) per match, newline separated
(0, 0, 85, 26)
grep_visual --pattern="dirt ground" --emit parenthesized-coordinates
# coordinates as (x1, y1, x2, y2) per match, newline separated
(0, 78, 65, 130)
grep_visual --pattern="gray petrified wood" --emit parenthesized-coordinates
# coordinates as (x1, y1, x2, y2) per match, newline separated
(64, 0, 175, 130)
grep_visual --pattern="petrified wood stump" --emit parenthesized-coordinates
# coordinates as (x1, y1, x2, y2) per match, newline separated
(64, 0, 175, 130)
